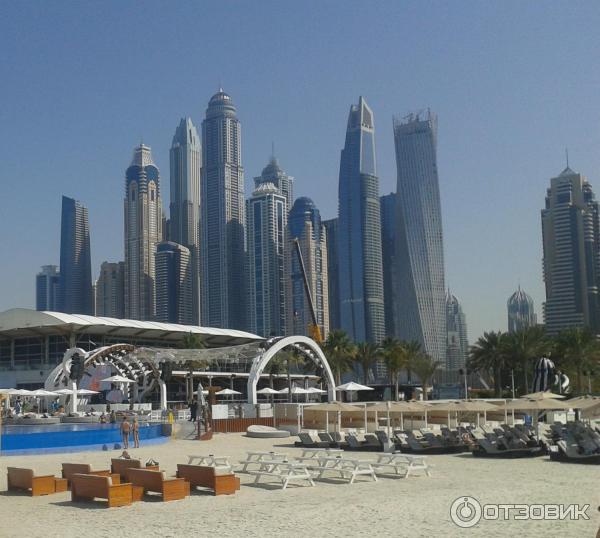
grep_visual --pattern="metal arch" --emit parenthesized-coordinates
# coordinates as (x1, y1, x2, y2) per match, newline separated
(247, 335, 336, 404)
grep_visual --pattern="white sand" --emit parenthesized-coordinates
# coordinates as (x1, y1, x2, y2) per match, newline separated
(0, 433, 598, 538)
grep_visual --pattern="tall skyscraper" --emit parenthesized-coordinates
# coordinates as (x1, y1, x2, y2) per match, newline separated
(323, 218, 340, 332)
(124, 144, 163, 321)
(541, 166, 600, 334)
(200, 89, 247, 330)
(446, 291, 468, 371)
(96, 261, 125, 318)
(287, 197, 329, 339)
(393, 111, 446, 365)
(58, 195, 93, 315)
(380, 193, 397, 337)
(337, 96, 385, 343)
(247, 183, 287, 337)
(507, 286, 537, 333)
(254, 156, 294, 210)
(169, 118, 201, 324)
(36, 265, 60, 311)
(155, 241, 193, 324)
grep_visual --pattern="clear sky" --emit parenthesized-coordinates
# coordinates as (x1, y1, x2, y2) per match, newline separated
(1, 1, 600, 340)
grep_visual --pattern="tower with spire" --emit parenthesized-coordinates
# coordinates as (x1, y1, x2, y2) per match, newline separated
(446, 290, 468, 370)
(254, 153, 294, 210)
(507, 285, 537, 332)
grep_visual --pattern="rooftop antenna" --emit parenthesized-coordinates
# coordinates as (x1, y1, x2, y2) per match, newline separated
(565, 147, 569, 168)
(271, 141, 275, 160)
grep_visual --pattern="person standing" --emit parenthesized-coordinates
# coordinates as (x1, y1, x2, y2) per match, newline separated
(132, 416, 140, 448)
(189, 398, 198, 422)
(120, 417, 131, 449)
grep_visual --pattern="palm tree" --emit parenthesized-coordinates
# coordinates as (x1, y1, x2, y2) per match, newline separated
(402, 340, 422, 384)
(381, 337, 406, 400)
(468, 331, 507, 397)
(553, 327, 600, 394)
(501, 326, 547, 394)
(180, 332, 207, 403)
(409, 353, 440, 401)
(354, 342, 380, 385)
(321, 330, 356, 385)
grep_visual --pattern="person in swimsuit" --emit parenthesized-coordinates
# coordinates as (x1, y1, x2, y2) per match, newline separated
(132, 416, 140, 448)
(121, 417, 131, 449)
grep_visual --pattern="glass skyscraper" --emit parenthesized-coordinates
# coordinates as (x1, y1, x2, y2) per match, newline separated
(393, 111, 446, 366)
(446, 291, 468, 371)
(155, 241, 193, 324)
(323, 218, 340, 332)
(36, 265, 60, 311)
(337, 96, 385, 343)
(96, 261, 125, 318)
(507, 286, 537, 333)
(380, 193, 397, 337)
(58, 196, 93, 315)
(200, 90, 247, 330)
(254, 156, 294, 211)
(169, 118, 201, 324)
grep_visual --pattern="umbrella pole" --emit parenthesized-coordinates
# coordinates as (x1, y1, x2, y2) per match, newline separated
(364, 404, 367, 433)
(400, 412, 404, 432)
(326, 411, 329, 433)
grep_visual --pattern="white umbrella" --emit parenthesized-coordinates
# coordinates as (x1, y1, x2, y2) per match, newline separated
(256, 387, 280, 395)
(305, 387, 327, 394)
(278, 386, 309, 394)
(9, 389, 34, 396)
(101, 375, 135, 383)
(335, 381, 373, 403)
(54, 388, 99, 395)
(215, 388, 242, 396)
(31, 389, 58, 397)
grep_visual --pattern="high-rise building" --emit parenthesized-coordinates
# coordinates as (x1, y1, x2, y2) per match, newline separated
(124, 144, 163, 321)
(200, 89, 247, 330)
(247, 183, 287, 337)
(58, 195, 93, 315)
(541, 166, 600, 334)
(507, 286, 537, 333)
(96, 261, 125, 318)
(446, 291, 468, 371)
(337, 96, 385, 343)
(254, 156, 294, 210)
(323, 218, 340, 332)
(36, 265, 60, 311)
(393, 110, 446, 365)
(287, 197, 329, 339)
(169, 118, 201, 324)
(155, 241, 193, 324)
(380, 193, 397, 337)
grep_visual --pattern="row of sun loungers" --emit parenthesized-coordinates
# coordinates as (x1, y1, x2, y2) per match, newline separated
(547, 421, 600, 464)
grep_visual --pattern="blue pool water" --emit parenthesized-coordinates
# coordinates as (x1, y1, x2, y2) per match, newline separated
(0, 423, 168, 455)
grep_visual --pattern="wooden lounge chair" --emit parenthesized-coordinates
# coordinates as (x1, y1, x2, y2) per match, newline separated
(70, 474, 132, 508)
(6, 467, 66, 496)
(128, 469, 190, 502)
(62, 463, 120, 486)
(176, 464, 240, 495)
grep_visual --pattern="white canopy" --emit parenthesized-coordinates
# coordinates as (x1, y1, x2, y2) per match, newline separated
(305, 387, 327, 394)
(256, 387, 280, 395)
(278, 386, 309, 394)
(30, 389, 58, 397)
(216, 388, 242, 396)
(336, 381, 373, 392)
(54, 388, 99, 395)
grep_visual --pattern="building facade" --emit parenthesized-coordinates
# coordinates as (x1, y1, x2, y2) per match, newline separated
(124, 144, 163, 320)
(58, 195, 94, 315)
(323, 218, 340, 332)
(155, 241, 193, 324)
(392, 111, 447, 365)
(254, 156, 294, 211)
(337, 96, 385, 343)
(169, 118, 201, 324)
(95, 261, 125, 318)
(507, 286, 537, 333)
(380, 193, 397, 337)
(541, 167, 600, 334)
(446, 291, 468, 371)
(247, 183, 287, 337)
(287, 197, 329, 339)
(36, 265, 60, 311)
(200, 89, 247, 330)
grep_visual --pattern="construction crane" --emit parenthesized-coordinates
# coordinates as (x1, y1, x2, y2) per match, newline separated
(293, 238, 323, 344)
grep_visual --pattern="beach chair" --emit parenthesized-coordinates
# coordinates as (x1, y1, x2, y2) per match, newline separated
(344, 434, 372, 451)
(176, 464, 240, 496)
(62, 463, 120, 487)
(297, 432, 329, 448)
(70, 473, 133, 508)
(127, 469, 190, 502)
(6, 467, 63, 496)
(318, 432, 339, 447)
(374, 430, 396, 452)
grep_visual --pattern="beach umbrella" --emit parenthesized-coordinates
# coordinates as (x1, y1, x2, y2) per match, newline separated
(215, 388, 242, 395)
(335, 381, 373, 403)
(256, 387, 280, 395)
(305, 387, 327, 394)
(521, 391, 566, 400)
(101, 375, 135, 383)
(278, 386, 309, 394)
(54, 388, 99, 395)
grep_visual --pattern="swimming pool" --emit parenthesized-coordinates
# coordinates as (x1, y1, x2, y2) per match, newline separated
(0, 423, 169, 455)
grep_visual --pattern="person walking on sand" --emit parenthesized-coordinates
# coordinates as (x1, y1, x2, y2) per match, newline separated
(132, 416, 140, 448)
(121, 417, 131, 449)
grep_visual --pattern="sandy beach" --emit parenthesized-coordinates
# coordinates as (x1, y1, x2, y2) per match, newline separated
(0, 433, 598, 538)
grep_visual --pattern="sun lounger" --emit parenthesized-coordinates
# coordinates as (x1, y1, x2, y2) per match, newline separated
(318, 432, 341, 447)
(372, 453, 432, 477)
(176, 464, 240, 495)
(6, 467, 64, 496)
(62, 463, 120, 486)
(70, 474, 133, 508)
(127, 469, 190, 502)
(344, 434, 373, 451)
(247, 461, 315, 490)
(296, 432, 330, 448)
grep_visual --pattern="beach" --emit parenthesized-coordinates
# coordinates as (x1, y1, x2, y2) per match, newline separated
(0, 433, 598, 538)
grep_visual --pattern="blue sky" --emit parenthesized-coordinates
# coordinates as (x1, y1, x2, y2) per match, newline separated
(1, 1, 600, 340)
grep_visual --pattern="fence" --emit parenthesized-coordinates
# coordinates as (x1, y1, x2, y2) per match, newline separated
(211, 417, 275, 433)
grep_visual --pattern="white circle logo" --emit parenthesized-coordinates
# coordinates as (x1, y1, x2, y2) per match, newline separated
(450, 496, 482, 528)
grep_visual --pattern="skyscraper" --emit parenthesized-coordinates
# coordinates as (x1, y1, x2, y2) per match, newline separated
(446, 291, 468, 371)
(541, 166, 600, 334)
(155, 241, 193, 324)
(200, 89, 247, 330)
(287, 197, 329, 339)
(169, 118, 201, 323)
(323, 218, 340, 332)
(124, 144, 163, 321)
(337, 96, 385, 343)
(247, 183, 287, 337)
(96, 261, 125, 318)
(36, 265, 60, 311)
(393, 110, 446, 365)
(507, 286, 537, 333)
(58, 195, 93, 314)
(380, 193, 397, 337)
(254, 156, 294, 210)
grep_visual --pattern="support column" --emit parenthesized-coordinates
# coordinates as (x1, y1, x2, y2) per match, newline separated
(70, 380, 78, 414)
(158, 379, 168, 411)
